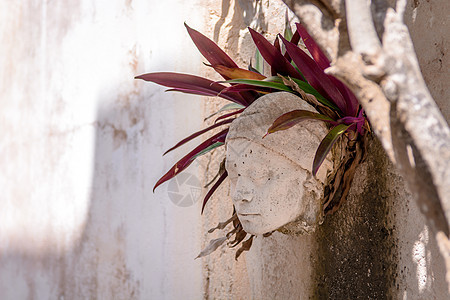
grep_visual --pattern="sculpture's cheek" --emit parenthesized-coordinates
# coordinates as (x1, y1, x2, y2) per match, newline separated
(232, 177, 306, 235)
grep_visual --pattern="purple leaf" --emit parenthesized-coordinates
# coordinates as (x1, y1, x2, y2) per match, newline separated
(273, 36, 281, 76)
(190, 142, 224, 161)
(284, 30, 300, 62)
(266, 110, 336, 136)
(135, 72, 247, 105)
(290, 29, 301, 45)
(185, 23, 239, 74)
(356, 109, 366, 135)
(214, 108, 245, 123)
(274, 35, 281, 51)
(185, 25, 256, 103)
(280, 35, 348, 115)
(202, 171, 228, 213)
(295, 23, 330, 70)
(213, 131, 228, 143)
(163, 118, 234, 156)
(204, 103, 245, 121)
(153, 129, 229, 192)
(328, 76, 359, 116)
(248, 28, 302, 79)
(313, 124, 350, 176)
(296, 23, 359, 116)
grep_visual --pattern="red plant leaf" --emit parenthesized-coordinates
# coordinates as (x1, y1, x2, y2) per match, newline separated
(295, 23, 359, 116)
(153, 129, 229, 192)
(202, 171, 228, 213)
(274, 35, 281, 51)
(284, 30, 300, 62)
(266, 109, 336, 136)
(328, 76, 359, 117)
(163, 118, 234, 156)
(280, 35, 348, 115)
(313, 124, 350, 176)
(135, 72, 247, 105)
(273, 36, 282, 76)
(214, 108, 245, 123)
(295, 23, 330, 70)
(185, 24, 260, 103)
(290, 29, 301, 45)
(185, 23, 239, 74)
(213, 131, 228, 143)
(204, 103, 245, 121)
(248, 28, 302, 80)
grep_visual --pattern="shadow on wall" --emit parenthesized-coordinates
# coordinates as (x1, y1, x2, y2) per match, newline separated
(0, 77, 203, 299)
(61, 84, 149, 298)
(214, 0, 267, 50)
(1, 0, 205, 297)
(0, 83, 146, 299)
(62, 77, 203, 299)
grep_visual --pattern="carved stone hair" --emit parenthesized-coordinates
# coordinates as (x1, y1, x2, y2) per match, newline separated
(226, 92, 332, 183)
(225, 92, 335, 234)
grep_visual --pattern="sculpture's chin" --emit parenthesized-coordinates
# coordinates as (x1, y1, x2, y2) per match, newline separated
(238, 215, 282, 236)
(240, 224, 271, 236)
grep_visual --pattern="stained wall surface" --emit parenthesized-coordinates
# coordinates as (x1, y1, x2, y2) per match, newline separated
(0, 0, 208, 299)
(0, 0, 449, 299)
(200, 0, 450, 299)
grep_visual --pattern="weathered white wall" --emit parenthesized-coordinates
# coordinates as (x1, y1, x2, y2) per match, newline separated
(1, 0, 448, 299)
(0, 0, 209, 299)
(199, 0, 450, 299)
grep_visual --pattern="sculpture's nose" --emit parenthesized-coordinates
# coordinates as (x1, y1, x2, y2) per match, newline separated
(232, 176, 254, 203)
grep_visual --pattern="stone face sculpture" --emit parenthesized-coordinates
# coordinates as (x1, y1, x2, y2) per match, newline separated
(225, 92, 334, 235)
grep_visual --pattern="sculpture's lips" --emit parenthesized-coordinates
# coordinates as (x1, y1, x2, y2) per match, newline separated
(238, 213, 260, 218)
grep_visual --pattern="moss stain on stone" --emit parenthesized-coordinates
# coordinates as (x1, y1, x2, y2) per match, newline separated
(312, 137, 398, 299)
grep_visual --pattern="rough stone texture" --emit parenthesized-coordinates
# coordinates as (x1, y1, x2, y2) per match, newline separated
(226, 93, 333, 235)
(404, 0, 450, 121)
(313, 139, 396, 299)
(246, 232, 317, 299)
(198, 1, 315, 299)
(201, 0, 449, 299)
(313, 138, 447, 298)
